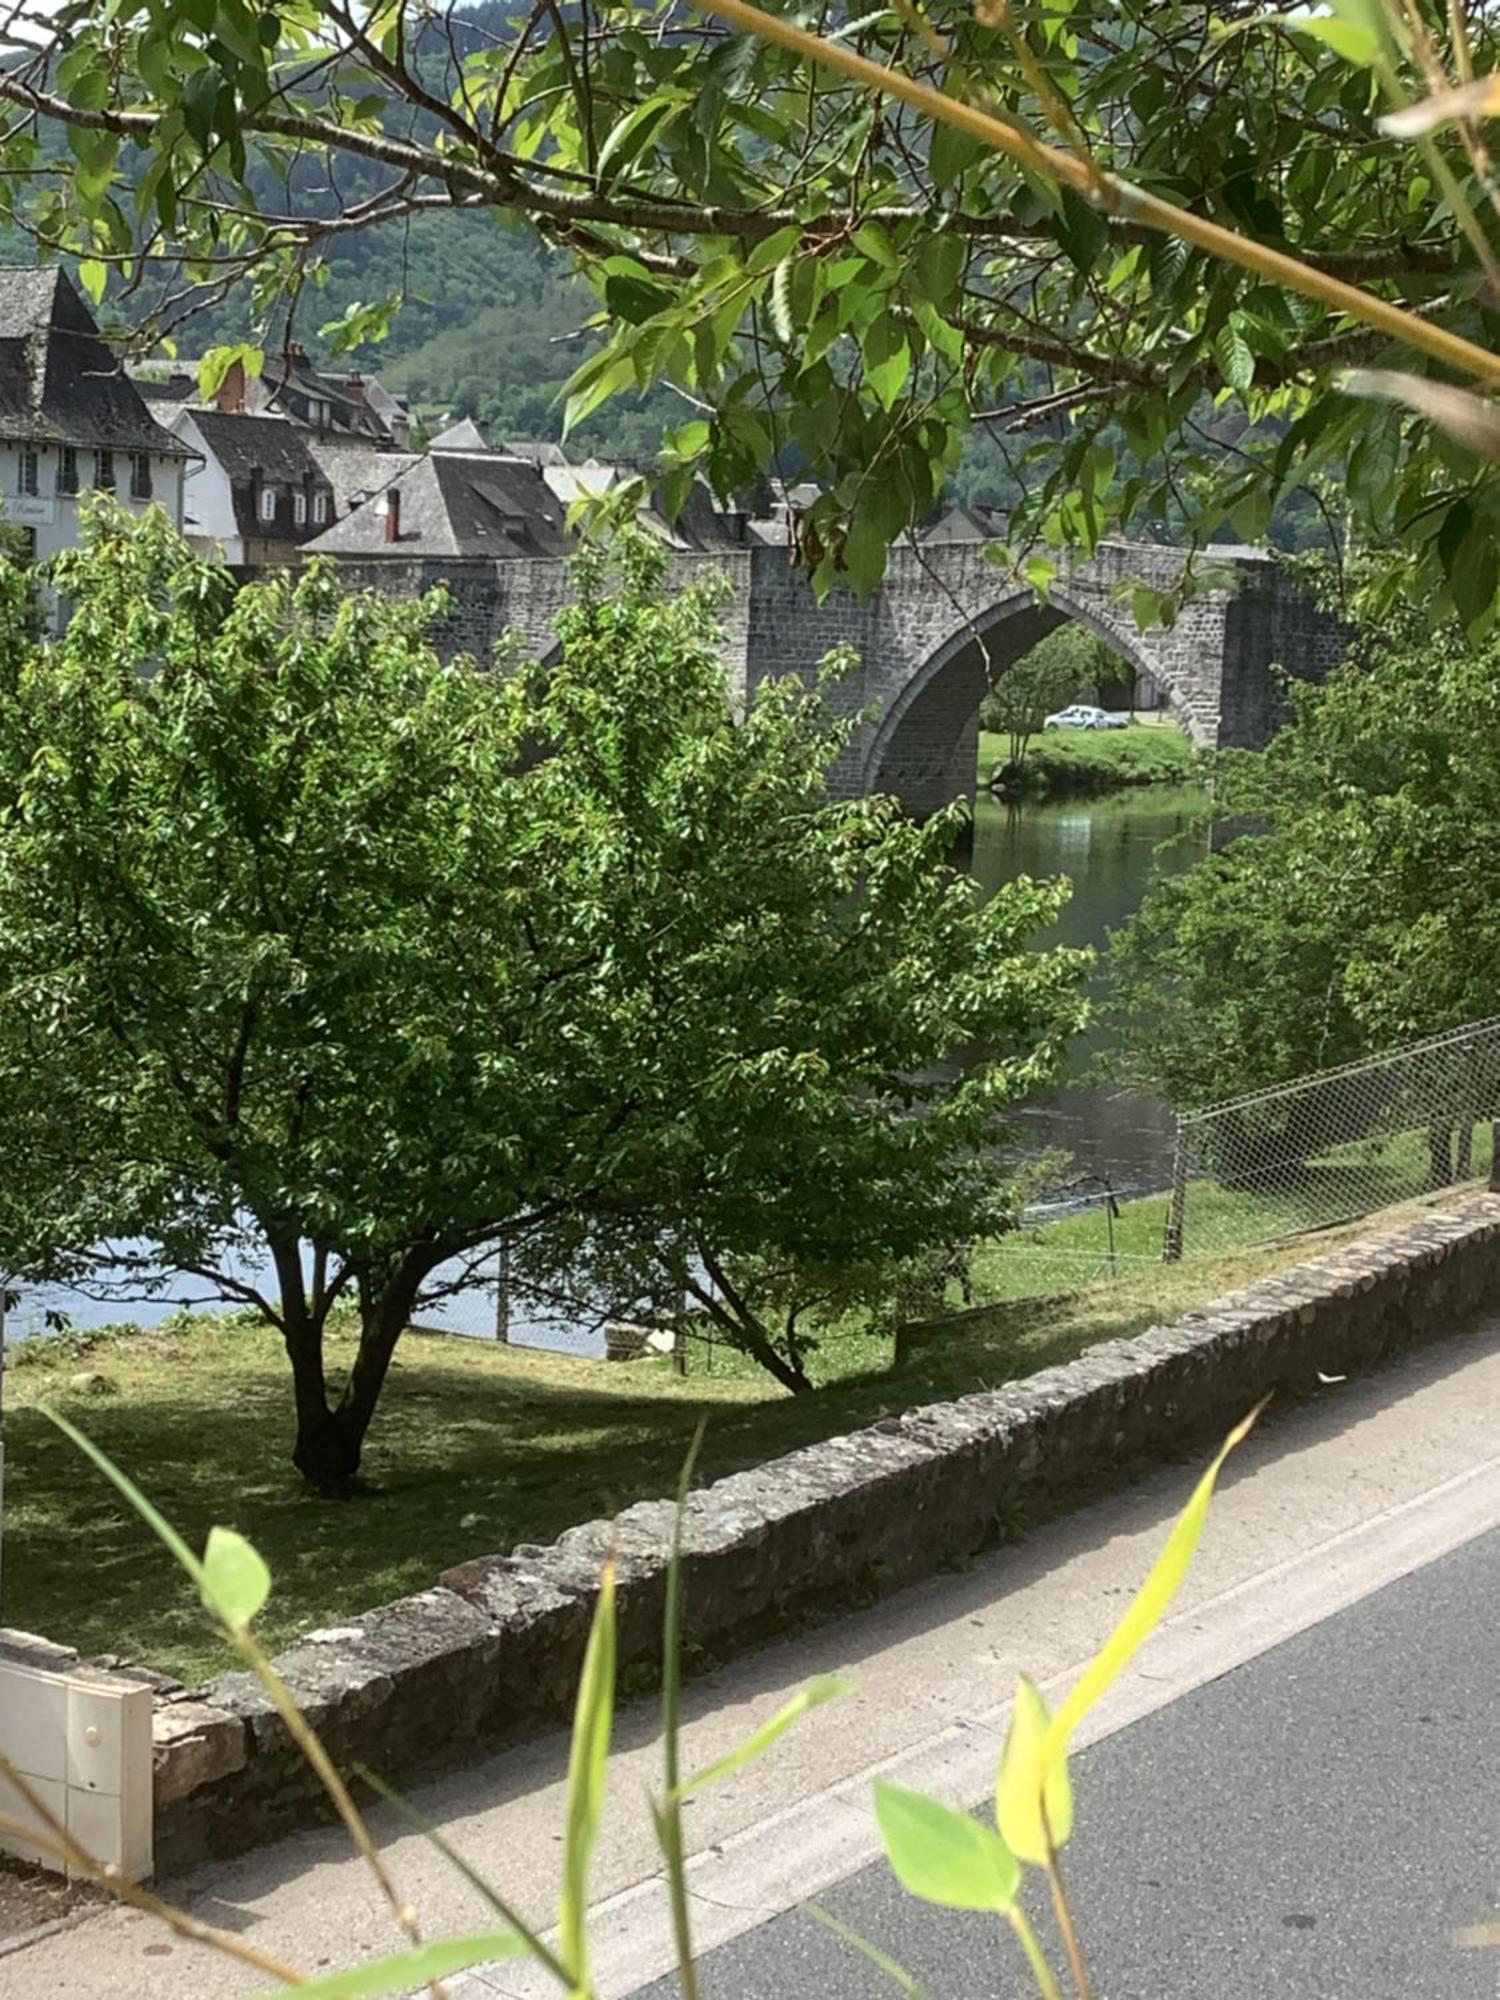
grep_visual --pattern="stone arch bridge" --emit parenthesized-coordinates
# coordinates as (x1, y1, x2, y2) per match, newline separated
(336, 531, 1348, 819)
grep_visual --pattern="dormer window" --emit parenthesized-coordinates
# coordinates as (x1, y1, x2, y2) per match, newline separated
(293, 491, 308, 526)
(313, 490, 330, 524)
(259, 486, 277, 523)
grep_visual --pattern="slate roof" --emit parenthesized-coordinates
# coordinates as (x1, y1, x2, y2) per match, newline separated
(0, 267, 191, 454)
(303, 450, 574, 559)
(186, 409, 335, 540)
(429, 416, 490, 452)
(133, 371, 200, 406)
(503, 438, 570, 468)
(192, 409, 329, 488)
(308, 441, 421, 514)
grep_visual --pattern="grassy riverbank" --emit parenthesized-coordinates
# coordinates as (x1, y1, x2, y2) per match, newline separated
(981, 722, 1199, 795)
(5, 1177, 1480, 1683)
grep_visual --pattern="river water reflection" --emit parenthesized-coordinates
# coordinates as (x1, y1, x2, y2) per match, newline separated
(971, 780, 1208, 1194)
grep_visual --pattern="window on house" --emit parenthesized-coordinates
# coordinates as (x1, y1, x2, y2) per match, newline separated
(94, 449, 115, 491)
(293, 491, 308, 526)
(259, 486, 277, 523)
(313, 490, 330, 524)
(18, 446, 39, 498)
(129, 452, 152, 500)
(57, 446, 79, 496)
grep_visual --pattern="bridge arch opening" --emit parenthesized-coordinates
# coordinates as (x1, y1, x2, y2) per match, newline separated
(860, 587, 1191, 820)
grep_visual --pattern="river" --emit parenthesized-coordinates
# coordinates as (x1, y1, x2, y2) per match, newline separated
(971, 779, 1208, 1196)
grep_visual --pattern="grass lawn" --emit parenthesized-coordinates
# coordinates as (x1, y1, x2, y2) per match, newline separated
(980, 722, 1199, 794)
(5, 1175, 1483, 1685)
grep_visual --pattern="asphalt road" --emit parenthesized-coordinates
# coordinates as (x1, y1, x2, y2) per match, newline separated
(636, 1524, 1500, 2000)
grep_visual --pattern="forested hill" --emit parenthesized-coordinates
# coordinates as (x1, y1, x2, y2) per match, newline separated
(306, 216, 686, 464)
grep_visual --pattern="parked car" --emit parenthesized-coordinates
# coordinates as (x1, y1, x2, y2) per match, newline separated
(1042, 703, 1129, 731)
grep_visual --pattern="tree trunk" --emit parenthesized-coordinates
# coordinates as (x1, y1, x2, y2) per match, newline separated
(1427, 1122, 1455, 1191)
(286, 1251, 432, 1493)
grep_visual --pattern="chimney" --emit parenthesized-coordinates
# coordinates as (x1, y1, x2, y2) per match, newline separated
(384, 487, 401, 544)
(216, 358, 247, 414)
(288, 341, 309, 366)
(344, 372, 366, 409)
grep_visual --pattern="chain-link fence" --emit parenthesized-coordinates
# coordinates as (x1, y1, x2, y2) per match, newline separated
(957, 1017, 1500, 1314)
(1165, 1015, 1500, 1263)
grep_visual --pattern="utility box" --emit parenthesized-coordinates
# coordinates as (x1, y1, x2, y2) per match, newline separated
(0, 1636, 153, 1881)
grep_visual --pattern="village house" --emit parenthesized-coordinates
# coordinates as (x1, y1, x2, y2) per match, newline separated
(0, 267, 190, 570)
(167, 407, 338, 567)
(138, 344, 412, 450)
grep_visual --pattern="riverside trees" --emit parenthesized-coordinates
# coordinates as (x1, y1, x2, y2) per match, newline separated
(0, 509, 1084, 1482)
(1107, 595, 1500, 1115)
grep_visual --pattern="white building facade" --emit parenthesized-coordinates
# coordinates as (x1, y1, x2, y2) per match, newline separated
(0, 267, 190, 567)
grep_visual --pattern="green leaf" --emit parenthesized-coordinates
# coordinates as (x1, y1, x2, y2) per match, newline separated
(197, 343, 262, 400)
(667, 418, 711, 460)
(251, 1930, 526, 1998)
(1282, 5, 1383, 67)
(843, 506, 889, 594)
(1055, 186, 1107, 276)
(873, 1781, 1021, 1913)
(201, 1526, 271, 1632)
(182, 63, 225, 146)
(911, 232, 964, 307)
(562, 352, 636, 436)
(746, 224, 804, 276)
(77, 259, 108, 306)
(863, 311, 911, 411)
(676, 1677, 852, 1799)
(604, 271, 672, 326)
(929, 117, 986, 188)
(1045, 1406, 1263, 1769)
(852, 219, 899, 270)
(996, 1675, 1073, 1865)
(1448, 516, 1498, 633)
(1215, 322, 1256, 396)
(595, 92, 687, 182)
(1229, 482, 1273, 542)
(559, 1562, 616, 1986)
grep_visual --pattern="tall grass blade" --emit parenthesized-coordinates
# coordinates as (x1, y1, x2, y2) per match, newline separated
(1045, 1401, 1264, 1764)
(559, 1560, 617, 1987)
(251, 1930, 525, 1999)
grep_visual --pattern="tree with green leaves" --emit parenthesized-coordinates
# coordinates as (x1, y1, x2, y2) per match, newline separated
(980, 623, 1114, 774)
(0, 506, 1084, 1477)
(1106, 586, 1500, 1126)
(5, 1, 1500, 619)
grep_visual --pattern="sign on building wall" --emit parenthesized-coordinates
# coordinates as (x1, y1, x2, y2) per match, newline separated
(4, 496, 56, 526)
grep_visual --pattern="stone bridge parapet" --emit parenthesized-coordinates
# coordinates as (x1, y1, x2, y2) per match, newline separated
(333, 531, 1347, 818)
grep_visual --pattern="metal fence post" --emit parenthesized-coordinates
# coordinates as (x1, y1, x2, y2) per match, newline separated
(1458, 1034, 1478, 1179)
(1163, 1120, 1188, 1263)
